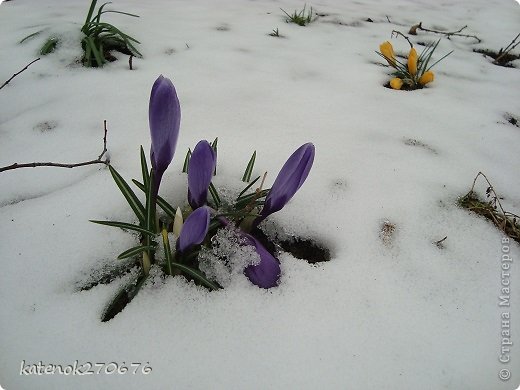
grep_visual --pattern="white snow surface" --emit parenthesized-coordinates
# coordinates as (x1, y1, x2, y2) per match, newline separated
(1, 0, 520, 389)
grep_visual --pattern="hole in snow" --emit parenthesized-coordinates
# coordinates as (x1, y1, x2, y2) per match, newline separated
(473, 48, 519, 68)
(252, 227, 331, 263)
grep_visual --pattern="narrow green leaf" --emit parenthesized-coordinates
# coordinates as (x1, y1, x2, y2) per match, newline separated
(143, 168, 156, 268)
(95, 2, 113, 24)
(211, 137, 218, 175)
(86, 36, 104, 66)
(101, 272, 147, 322)
(170, 261, 220, 290)
(40, 37, 59, 55)
(161, 228, 173, 276)
(237, 175, 260, 199)
(208, 182, 221, 208)
(108, 165, 145, 223)
(20, 31, 43, 44)
(235, 188, 270, 209)
(182, 148, 192, 173)
(101, 10, 140, 18)
(242, 151, 256, 182)
(132, 180, 176, 220)
(146, 169, 157, 234)
(426, 50, 453, 72)
(118, 245, 155, 260)
(83, 0, 99, 33)
(140, 146, 150, 190)
(90, 220, 155, 236)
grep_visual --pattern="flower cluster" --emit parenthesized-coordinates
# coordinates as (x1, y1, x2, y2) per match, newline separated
(93, 75, 314, 294)
(377, 39, 451, 90)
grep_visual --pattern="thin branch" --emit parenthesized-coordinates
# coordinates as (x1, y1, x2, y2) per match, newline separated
(0, 58, 41, 90)
(391, 30, 413, 48)
(465, 171, 520, 238)
(0, 121, 110, 173)
(495, 32, 520, 64)
(410, 22, 481, 43)
(245, 171, 267, 212)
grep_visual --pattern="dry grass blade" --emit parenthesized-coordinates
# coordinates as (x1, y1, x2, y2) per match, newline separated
(459, 172, 520, 244)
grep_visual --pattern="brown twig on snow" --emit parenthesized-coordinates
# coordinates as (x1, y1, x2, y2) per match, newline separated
(409, 22, 481, 43)
(0, 120, 110, 173)
(129, 55, 134, 70)
(494, 32, 520, 64)
(391, 30, 413, 48)
(0, 58, 41, 90)
(459, 171, 520, 243)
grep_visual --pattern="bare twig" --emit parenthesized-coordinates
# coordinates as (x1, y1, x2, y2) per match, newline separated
(495, 32, 520, 64)
(391, 30, 413, 48)
(0, 58, 41, 90)
(0, 121, 110, 173)
(435, 236, 448, 246)
(409, 22, 481, 43)
(244, 172, 268, 212)
(461, 172, 520, 242)
(129, 55, 134, 70)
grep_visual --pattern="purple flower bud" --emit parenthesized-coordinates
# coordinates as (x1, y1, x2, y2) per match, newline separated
(243, 235, 281, 289)
(188, 140, 216, 209)
(253, 143, 315, 228)
(217, 217, 280, 289)
(149, 75, 181, 193)
(176, 206, 210, 254)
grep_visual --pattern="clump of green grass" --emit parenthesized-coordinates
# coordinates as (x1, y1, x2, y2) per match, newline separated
(20, 0, 141, 67)
(281, 4, 316, 26)
(458, 172, 520, 244)
(80, 0, 142, 67)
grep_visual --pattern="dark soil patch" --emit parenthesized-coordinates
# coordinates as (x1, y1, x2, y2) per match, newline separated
(252, 227, 331, 263)
(383, 82, 423, 91)
(505, 113, 519, 127)
(473, 48, 519, 67)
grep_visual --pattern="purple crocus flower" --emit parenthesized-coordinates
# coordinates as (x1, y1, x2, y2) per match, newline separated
(253, 143, 315, 228)
(176, 206, 210, 254)
(188, 140, 216, 209)
(243, 235, 281, 289)
(218, 217, 280, 289)
(149, 75, 181, 196)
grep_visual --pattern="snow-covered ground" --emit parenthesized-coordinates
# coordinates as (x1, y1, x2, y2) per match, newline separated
(1, 0, 520, 389)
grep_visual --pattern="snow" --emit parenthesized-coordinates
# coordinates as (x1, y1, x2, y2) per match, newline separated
(1, 0, 520, 389)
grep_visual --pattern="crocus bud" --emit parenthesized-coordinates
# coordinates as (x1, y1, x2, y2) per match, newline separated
(419, 71, 434, 85)
(149, 75, 181, 194)
(243, 235, 281, 289)
(380, 41, 396, 67)
(173, 207, 183, 237)
(390, 77, 404, 90)
(253, 143, 315, 228)
(176, 206, 210, 254)
(407, 47, 418, 76)
(188, 140, 217, 209)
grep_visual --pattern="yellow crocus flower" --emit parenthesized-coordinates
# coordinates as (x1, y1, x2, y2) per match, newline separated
(419, 71, 434, 85)
(390, 77, 403, 90)
(380, 41, 396, 67)
(408, 47, 418, 76)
